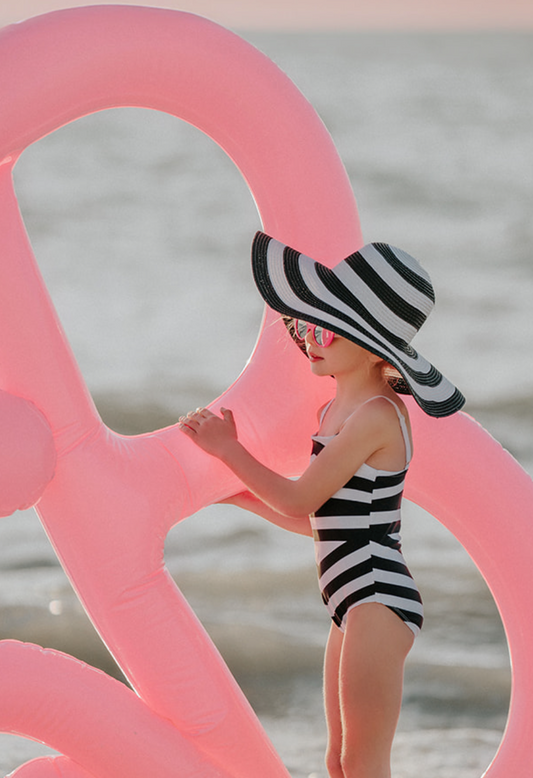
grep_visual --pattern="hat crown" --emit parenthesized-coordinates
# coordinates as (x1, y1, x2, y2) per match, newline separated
(326, 242, 435, 349)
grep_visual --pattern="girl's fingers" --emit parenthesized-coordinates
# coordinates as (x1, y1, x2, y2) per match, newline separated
(220, 408, 236, 433)
(178, 415, 197, 432)
(178, 407, 233, 436)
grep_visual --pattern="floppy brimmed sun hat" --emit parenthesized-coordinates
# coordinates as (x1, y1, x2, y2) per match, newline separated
(251, 231, 465, 418)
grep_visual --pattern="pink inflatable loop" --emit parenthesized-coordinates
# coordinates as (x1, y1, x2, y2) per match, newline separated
(0, 5, 531, 777)
(0, 5, 357, 777)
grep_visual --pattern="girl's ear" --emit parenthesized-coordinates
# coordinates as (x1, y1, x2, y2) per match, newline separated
(368, 351, 385, 366)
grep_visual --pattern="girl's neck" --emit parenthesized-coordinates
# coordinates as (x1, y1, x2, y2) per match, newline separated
(317, 373, 390, 435)
(333, 369, 389, 408)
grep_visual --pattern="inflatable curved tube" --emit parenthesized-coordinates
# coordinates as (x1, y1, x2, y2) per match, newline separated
(0, 5, 531, 777)
(0, 640, 235, 778)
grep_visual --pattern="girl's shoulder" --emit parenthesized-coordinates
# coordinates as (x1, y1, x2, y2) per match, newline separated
(342, 394, 407, 429)
(340, 395, 412, 469)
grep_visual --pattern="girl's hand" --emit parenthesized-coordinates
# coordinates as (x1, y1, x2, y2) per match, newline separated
(178, 407, 237, 458)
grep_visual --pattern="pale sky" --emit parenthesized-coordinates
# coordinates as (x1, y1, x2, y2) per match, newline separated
(1, 0, 533, 30)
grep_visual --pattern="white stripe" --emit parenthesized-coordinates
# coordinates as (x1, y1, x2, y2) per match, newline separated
(311, 514, 370, 530)
(358, 243, 434, 318)
(369, 541, 406, 564)
(374, 568, 419, 590)
(299, 260, 371, 332)
(325, 573, 377, 611)
(313, 539, 344, 562)
(367, 510, 401, 524)
(365, 483, 404, 499)
(333, 486, 372, 502)
(335, 260, 419, 344)
(375, 593, 424, 617)
(312, 513, 400, 530)
(317, 546, 370, 589)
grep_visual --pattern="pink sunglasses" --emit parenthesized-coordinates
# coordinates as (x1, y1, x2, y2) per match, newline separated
(294, 319, 335, 348)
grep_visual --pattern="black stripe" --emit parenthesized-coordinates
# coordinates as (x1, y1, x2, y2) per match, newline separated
(373, 471, 407, 488)
(344, 473, 386, 491)
(372, 243, 435, 301)
(398, 361, 443, 386)
(314, 528, 369, 543)
(369, 521, 402, 543)
(314, 263, 412, 351)
(311, 440, 325, 456)
(322, 559, 376, 602)
(344, 251, 429, 329)
(334, 596, 424, 631)
(331, 586, 377, 626)
(318, 540, 370, 577)
(315, 492, 403, 517)
(416, 387, 466, 417)
(315, 498, 371, 517)
(370, 493, 404, 512)
(376, 581, 423, 604)
(314, 523, 399, 543)
(384, 605, 424, 631)
(251, 234, 321, 329)
(371, 555, 413, 576)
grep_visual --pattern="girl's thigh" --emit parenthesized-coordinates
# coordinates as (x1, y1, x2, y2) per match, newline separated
(324, 622, 343, 745)
(339, 604, 414, 754)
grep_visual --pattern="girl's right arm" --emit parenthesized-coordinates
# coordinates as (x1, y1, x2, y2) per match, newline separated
(179, 402, 393, 521)
(220, 491, 313, 537)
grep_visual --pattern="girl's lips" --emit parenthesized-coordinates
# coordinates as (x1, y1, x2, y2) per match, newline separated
(308, 351, 323, 362)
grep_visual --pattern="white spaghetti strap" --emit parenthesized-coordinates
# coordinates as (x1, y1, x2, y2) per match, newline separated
(318, 399, 334, 425)
(318, 396, 412, 466)
(357, 395, 412, 466)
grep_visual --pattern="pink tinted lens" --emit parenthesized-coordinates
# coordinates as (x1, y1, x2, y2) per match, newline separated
(315, 326, 334, 347)
(294, 320, 334, 347)
(295, 319, 308, 340)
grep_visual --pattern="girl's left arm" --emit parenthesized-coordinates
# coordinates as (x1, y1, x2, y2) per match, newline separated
(179, 405, 387, 519)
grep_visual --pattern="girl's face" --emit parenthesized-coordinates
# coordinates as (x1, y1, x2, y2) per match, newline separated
(304, 330, 382, 380)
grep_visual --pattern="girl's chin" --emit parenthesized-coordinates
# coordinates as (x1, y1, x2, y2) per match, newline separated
(309, 359, 328, 375)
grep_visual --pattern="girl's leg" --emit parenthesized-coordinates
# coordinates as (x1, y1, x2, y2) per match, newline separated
(338, 603, 414, 778)
(323, 623, 344, 778)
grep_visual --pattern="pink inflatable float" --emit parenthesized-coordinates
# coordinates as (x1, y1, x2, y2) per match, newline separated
(0, 5, 531, 777)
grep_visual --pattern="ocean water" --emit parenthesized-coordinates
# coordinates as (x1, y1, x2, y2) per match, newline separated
(1, 29, 532, 777)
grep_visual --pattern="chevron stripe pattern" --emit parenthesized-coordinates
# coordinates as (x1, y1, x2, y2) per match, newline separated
(309, 437, 424, 635)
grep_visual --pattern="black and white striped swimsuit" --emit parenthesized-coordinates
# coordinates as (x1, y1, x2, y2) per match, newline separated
(309, 396, 423, 636)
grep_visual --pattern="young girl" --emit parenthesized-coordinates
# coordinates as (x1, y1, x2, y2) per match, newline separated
(179, 232, 465, 778)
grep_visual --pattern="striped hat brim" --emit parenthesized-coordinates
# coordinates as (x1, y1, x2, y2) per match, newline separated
(251, 231, 465, 418)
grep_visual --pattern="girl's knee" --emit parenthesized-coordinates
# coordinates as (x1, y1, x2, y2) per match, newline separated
(325, 745, 344, 778)
(340, 747, 390, 778)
